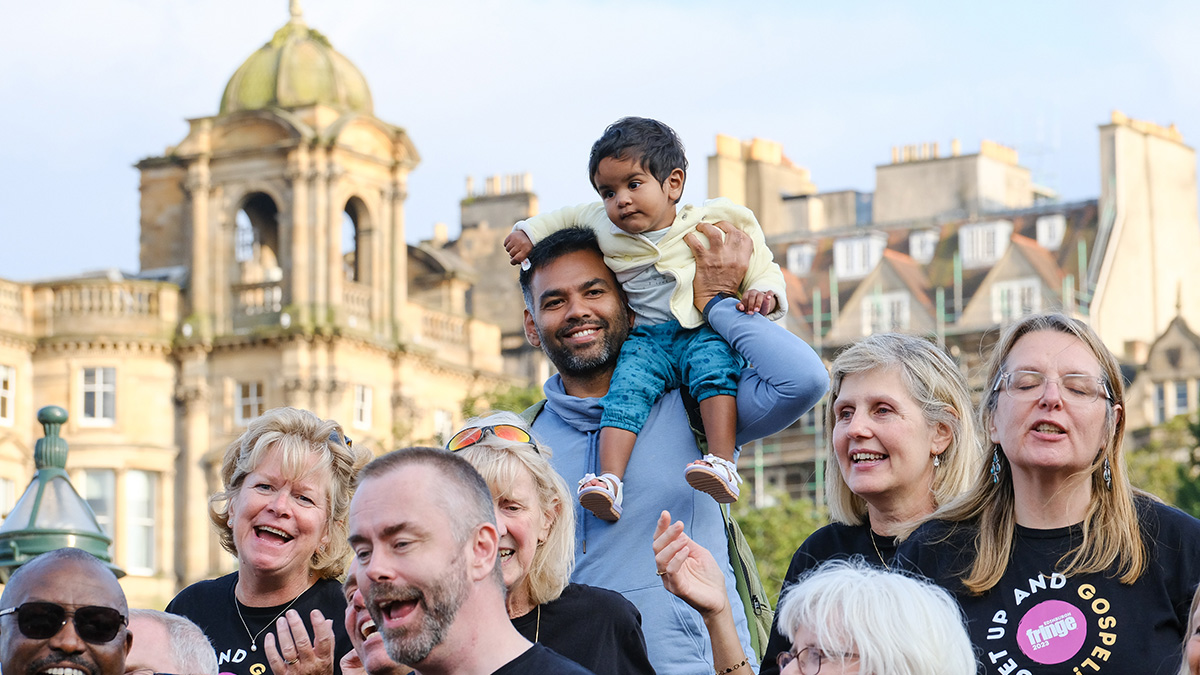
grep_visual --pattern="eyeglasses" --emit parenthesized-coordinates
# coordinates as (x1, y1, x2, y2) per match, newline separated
(0, 601, 127, 643)
(776, 647, 857, 674)
(994, 370, 1110, 403)
(445, 425, 534, 452)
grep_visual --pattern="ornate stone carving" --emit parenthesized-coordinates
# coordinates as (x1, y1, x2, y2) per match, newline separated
(174, 383, 210, 409)
(183, 174, 211, 194)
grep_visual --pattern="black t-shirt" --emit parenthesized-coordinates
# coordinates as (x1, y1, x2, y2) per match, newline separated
(509, 583, 654, 675)
(898, 497, 1200, 675)
(490, 643, 595, 674)
(759, 522, 896, 675)
(166, 572, 352, 675)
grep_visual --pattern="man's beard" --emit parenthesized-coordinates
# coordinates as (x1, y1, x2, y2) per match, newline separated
(538, 314, 630, 378)
(365, 562, 470, 666)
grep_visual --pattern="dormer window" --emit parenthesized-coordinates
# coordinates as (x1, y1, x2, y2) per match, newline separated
(959, 220, 1013, 269)
(833, 233, 887, 280)
(787, 243, 816, 276)
(1036, 214, 1066, 251)
(992, 277, 1040, 323)
(909, 230, 940, 264)
(862, 290, 910, 335)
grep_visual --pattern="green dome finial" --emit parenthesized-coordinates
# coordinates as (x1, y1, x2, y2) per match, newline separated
(219, 3, 373, 116)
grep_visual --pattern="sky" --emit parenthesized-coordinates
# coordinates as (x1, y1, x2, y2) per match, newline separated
(2, 0, 1199, 281)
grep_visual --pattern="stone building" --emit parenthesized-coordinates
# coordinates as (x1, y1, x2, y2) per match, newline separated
(0, 6, 512, 607)
(713, 113, 1200, 504)
(1126, 311, 1200, 436)
(435, 173, 550, 383)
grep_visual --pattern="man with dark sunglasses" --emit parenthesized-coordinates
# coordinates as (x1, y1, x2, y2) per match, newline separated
(0, 547, 132, 675)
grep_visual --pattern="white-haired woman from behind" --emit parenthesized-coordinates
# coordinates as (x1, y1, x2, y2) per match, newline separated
(774, 559, 975, 675)
(653, 513, 976, 675)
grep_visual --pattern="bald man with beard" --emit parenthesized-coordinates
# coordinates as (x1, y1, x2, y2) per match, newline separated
(349, 448, 593, 675)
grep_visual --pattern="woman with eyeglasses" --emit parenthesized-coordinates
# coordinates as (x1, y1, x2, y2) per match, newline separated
(447, 411, 654, 675)
(759, 333, 981, 674)
(899, 313, 1200, 674)
(653, 516, 974, 675)
(168, 407, 372, 675)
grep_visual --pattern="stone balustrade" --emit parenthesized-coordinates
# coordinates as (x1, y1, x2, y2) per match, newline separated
(0, 279, 29, 335)
(33, 280, 179, 341)
(342, 281, 370, 329)
(408, 305, 502, 372)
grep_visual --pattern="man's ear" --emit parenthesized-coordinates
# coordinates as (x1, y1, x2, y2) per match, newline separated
(468, 522, 500, 582)
(664, 167, 685, 203)
(524, 309, 541, 348)
(124, 625, 133, 657)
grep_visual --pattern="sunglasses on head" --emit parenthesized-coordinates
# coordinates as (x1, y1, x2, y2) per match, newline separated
(0, 601, 126, 643)
(329, 430, 353, 448)
(446, 424, 534, 453)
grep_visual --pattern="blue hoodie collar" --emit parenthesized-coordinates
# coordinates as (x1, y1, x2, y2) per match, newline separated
(542, 374, 603, 433)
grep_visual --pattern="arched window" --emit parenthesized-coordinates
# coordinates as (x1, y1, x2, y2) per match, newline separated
(343, 198, 369, 283)
(342, 209, 357, 282)
(235, 212, 254, 262)
(235, 193, 281, 281)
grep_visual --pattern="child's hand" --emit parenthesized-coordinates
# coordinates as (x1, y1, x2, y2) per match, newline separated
(503, 230, 534, 265)
(737, 290, 776, 315)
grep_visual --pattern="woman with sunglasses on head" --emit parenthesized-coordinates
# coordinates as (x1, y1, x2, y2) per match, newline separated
(759, 333, 981, 674)
(168, 407, 373, 675)
(653, 516, 975, 675)
(899, 313, 1200, 674)
(447, 411, 654, 675)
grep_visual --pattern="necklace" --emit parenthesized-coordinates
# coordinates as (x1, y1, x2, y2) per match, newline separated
(233, 581, 308, 652)
(534, 605, 541, 642)
(869, 529, 891, 571)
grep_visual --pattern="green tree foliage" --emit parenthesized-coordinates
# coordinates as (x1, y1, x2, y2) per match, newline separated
(461, 383, 544, 419)
(731, 495, 827, 601)
(1127, 414, 1200, 518)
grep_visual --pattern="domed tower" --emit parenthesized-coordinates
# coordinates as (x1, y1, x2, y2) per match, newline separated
(136, 3, 505, 585)
(138, 0, 418, 340)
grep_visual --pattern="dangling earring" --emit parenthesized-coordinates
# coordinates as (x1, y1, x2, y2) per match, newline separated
(933, 454, 941, 468)
(990, 448, 1001, 485)
(1103, 458, 1112, 490)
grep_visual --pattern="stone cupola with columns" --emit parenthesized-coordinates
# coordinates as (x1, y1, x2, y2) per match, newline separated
(137, 0, 419, 341)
